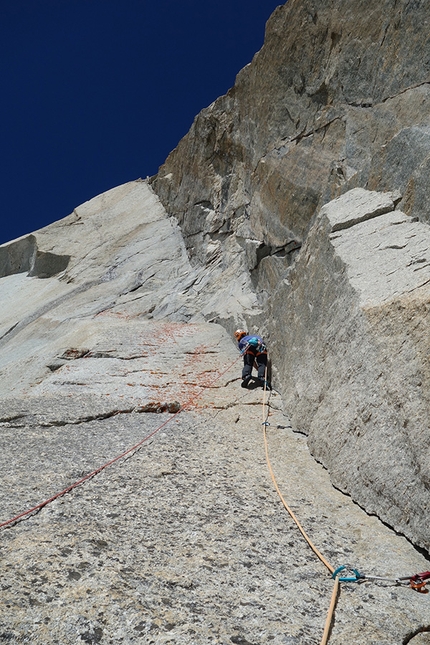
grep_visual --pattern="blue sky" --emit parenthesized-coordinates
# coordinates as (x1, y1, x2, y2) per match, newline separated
(0, 0, 282, 244)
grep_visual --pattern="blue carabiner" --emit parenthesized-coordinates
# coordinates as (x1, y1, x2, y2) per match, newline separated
(332, 565, 362, 582)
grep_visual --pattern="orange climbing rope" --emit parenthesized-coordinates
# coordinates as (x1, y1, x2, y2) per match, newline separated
(261, 374, 428, 641)
(261, 378, 339, 645)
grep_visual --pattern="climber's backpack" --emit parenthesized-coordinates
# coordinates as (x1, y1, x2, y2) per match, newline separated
(247, 336, 266, 352)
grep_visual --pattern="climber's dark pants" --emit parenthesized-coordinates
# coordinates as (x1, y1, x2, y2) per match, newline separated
(242, 351, 267, 381)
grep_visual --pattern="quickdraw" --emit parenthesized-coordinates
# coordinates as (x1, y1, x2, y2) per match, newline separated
(332, 566, 430, 593)
(262, 421, 292, 429)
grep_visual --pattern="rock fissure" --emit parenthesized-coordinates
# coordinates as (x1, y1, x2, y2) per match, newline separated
(39, 409, 137, 427)
(291, 115, 344, 144)
(87, 353, 149, 361)
(412, 264, 430, 274)
(403, 627, 430, 645)
(0, 322, 19, 341)
(0, 414, 27, 424)
(380, 80, 430, 105)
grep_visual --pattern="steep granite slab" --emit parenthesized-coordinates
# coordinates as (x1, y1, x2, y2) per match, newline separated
(0, 181, 259, 399)
(271, 188, 430, 551)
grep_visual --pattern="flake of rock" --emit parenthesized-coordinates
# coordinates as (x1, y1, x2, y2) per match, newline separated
(271, 188, 430, 551)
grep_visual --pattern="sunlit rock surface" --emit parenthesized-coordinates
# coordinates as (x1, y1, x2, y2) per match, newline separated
(1, 0, 430, 641)
(0, 179, 428, 644)
(270, 188, 430, 552)
(152, 0, 430, 554)
(0, 181, 258, 400)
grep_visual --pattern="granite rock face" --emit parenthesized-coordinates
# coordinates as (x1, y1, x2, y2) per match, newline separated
(1, 0, 430, 641)
(154, 0, 430, 257)
(2, 377, 428, 644)
(152, 0, 430, 321)
(151, 0, 430, 552)
(2, 182, 429, 643)
(269, 188, 430, 552)
(0, 181, 259, 400)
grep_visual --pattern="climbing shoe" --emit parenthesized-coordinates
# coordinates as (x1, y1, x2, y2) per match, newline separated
(241, 376, 251, 388)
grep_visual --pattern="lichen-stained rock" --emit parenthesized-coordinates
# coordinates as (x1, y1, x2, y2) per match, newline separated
(270, 188, 430, 551)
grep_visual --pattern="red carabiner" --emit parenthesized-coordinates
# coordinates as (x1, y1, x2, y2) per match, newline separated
(410, 571, 430, 593)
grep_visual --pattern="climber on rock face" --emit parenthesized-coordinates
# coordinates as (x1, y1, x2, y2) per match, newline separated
(234, 329, 270, 389)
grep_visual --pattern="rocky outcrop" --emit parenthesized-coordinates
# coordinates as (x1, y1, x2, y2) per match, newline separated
(270, 188, 430, 551)
(0, 234, 70, 279)
(153, 0, 430, 265)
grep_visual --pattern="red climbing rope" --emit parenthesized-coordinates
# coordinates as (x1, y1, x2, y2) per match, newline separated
(0, 353, 241, 530)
